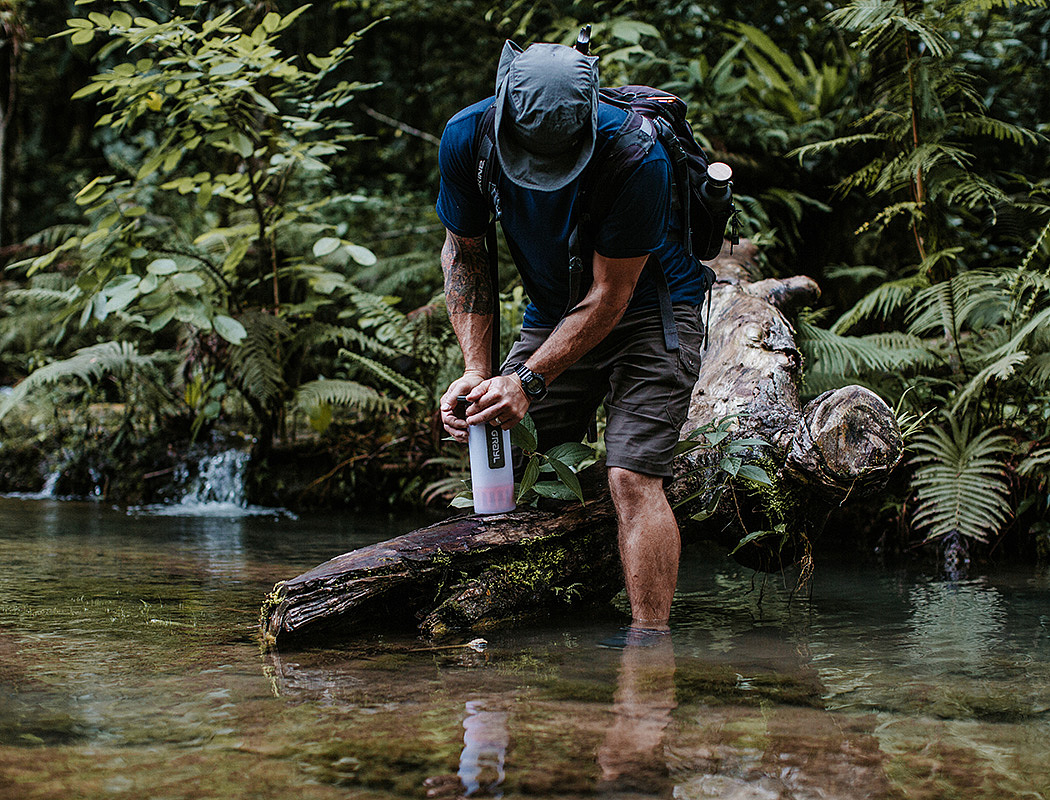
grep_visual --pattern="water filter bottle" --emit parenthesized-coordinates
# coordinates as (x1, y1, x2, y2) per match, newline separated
(457, 397, 515, 514)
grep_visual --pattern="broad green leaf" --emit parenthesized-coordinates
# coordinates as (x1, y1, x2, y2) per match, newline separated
(719, 455, 742, 477)
(544, 442, 594, 468)
(229, 131, 253, 158)
(261, 12, 281, 32)
(511, 415, 538, 452)
(146, 306, 177, 332)
(213, 314, 247, 344)
(147, 258, 178, 275)
(210, 61, 244, 77)
(736, 464, 772, 486)
(171, 272, 205, 290)
(517, 457, 541, 501)
(548, 458, 584, 504)
(730, 528, 776, 555)
(533, 482, 577, 500)
(312, 237, 341, 257)
(111, 10, 133, 27)
(75, 183, 107, 206)
(345, 243, 377, 266)
(87, 12, 110, 27)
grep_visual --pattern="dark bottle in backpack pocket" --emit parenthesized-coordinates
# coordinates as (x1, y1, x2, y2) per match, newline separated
(697, 162, 734, 259)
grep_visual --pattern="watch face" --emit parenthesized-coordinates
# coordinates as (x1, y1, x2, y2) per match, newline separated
(523, 375, 543, 394)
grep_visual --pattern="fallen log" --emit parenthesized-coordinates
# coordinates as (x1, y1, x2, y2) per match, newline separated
(261, 241, 903, 648)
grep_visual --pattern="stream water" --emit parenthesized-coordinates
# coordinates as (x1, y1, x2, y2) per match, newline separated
(1, 492, 1048, 800)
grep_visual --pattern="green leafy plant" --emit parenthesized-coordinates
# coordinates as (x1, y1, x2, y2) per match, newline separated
(910, 414, 1015, 544)
(510, 414, 595, 505)
(673, 415, 772, 522)
(442, 413, 596, 511)
(2, 2, 460, 453)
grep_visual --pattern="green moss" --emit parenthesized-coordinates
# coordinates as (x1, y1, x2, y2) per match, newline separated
(490, 542, 570, 593)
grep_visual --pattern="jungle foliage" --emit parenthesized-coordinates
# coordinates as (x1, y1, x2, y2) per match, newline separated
(1, 0, 1049, 553)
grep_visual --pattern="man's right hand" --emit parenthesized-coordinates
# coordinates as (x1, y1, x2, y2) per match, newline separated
(439, 372, 487, 443)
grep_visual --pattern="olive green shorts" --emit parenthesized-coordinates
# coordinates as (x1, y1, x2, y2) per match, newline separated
(502, 303, 703, 478)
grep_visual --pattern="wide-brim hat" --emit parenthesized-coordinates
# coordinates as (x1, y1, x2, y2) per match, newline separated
(493, 41, 599, 192)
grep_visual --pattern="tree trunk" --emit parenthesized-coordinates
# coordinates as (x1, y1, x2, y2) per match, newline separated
(261, 241, 904, 648)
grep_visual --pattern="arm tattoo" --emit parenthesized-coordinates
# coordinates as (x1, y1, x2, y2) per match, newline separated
(442, 232, 493, 315)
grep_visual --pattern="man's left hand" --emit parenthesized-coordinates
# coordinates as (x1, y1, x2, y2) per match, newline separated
(463, 374, 530, 430)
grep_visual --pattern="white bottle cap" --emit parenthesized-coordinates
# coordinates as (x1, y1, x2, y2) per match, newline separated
(707, 162, 733, 185)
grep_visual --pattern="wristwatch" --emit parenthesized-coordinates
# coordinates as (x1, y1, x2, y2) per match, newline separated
(510, 362, 548, 401)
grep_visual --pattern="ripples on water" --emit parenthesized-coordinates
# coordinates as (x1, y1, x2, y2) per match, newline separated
(0, 497, 1048, 800)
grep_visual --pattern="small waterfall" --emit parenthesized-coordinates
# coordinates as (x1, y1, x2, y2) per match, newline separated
(3, 468, 63, 500)
(182, 449, 251, 507)
(143, 449, 286, 517)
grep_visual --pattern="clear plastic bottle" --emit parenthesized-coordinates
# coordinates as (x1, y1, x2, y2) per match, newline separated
(458, 397, 516, 514)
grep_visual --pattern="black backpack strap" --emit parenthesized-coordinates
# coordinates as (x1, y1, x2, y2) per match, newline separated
(564, 223, 583, 317)
(648, 260, 679, 351)
(473, 104, 502, 374)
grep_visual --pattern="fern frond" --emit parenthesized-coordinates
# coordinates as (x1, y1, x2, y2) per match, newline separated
(296, 321, 405, 361)
(227, 310, 288, 407)
(4, 287, 79, 308)
(832, 275, 924, 333)
(980, 304, 1050, 367)
(339, 349, 428, 404)
(797, 314, 932, 376)
(1025, 354, 1050, 388)
(0, 341, 170, 421)
(910, 417, 1014, 543)
(788, 133, 883, 162)
(950, 350, 1030, 414)
(294, 378, 394, 415)
(904, 264, 1008, 338)
(963, 116, 1043, 147)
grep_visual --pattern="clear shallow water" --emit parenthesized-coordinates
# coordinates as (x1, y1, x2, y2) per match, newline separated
(1, 497, 1048, 800)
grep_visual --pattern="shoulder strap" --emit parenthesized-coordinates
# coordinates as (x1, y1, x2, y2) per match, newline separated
(473, 103, 502, 374)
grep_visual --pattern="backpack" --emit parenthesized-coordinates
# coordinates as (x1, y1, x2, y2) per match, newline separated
(593, 85, 738, 263)
(473, 84, 736, 363)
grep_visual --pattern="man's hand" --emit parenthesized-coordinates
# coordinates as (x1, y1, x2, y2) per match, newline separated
(439, 372, 529, 443)
(439, 371, 487, 443)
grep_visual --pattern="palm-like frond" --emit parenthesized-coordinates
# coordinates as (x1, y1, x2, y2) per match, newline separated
(831, 275, 924, 333)
(910, 416, 1014, 543)
(0, 341, 170, 421)
(227, 310, 288, 408)
(797, 312, 932, 376)
(294, 378, 394, 415)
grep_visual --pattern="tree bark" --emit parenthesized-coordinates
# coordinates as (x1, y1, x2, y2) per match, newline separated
(261, 241, 904, 648)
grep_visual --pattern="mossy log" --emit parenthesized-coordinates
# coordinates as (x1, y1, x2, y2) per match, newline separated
(261, 498, 621, 648)
(261, 241, 904, 648)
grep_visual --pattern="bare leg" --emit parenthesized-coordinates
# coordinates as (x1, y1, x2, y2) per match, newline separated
(608, 466, 680, 629)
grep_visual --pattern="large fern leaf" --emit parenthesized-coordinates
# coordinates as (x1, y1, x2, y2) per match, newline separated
(294, 379, 394, 415)
(227, 310, 287, 408)
(797, 312, 932, 376)
(0, 341, 170, 421)
(910, 417, 1014, 543)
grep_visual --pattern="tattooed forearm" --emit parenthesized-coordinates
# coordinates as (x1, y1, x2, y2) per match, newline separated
(442, 231, 493, 315)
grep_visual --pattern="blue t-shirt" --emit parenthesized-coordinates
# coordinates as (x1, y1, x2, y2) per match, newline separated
(436, 97, 702, 328)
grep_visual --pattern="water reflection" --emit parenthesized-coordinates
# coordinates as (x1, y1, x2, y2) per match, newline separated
(4, 501, 1050, 800)
(597, 635, 677, 797)
(457, 700, 510, 798)
(904, 579, 1007, 673)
